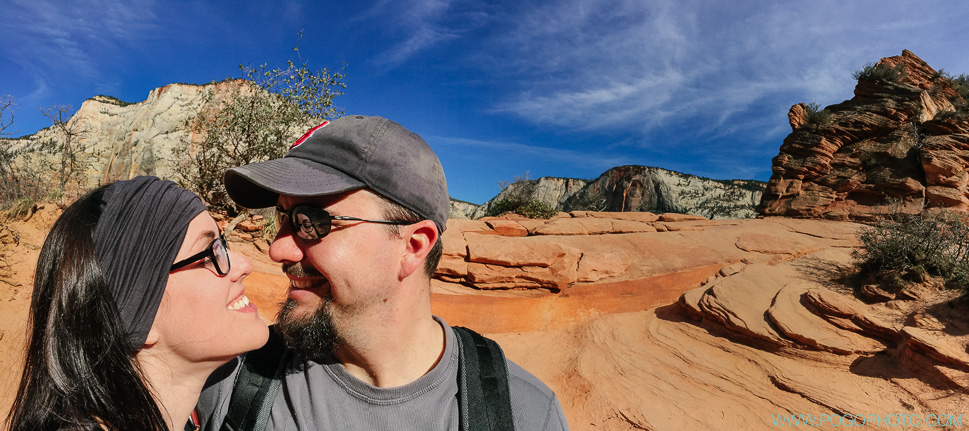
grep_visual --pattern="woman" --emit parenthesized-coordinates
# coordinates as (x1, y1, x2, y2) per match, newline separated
(6, 176, 269, 430)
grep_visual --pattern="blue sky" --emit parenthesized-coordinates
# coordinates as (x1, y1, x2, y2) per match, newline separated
(2, 1, 968, 204)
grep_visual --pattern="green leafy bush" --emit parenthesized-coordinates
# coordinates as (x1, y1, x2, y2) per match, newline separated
(804, 102, 831, 127)
(948, 73, 969, 96)
(486, 197, 557, 219)
(852, 62, 904, 83)
(173, 39, 346, 210)
(484, 172, 558, 219)
(855, 208, 969, 290)
(940, 72, 969, 117)
(92, 95, 132, 107)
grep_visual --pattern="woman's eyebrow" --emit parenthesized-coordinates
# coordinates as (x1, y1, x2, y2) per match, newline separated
(192, 230, 217, 248)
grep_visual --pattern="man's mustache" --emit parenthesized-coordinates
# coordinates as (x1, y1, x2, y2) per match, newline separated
(283, 262, 324, 278)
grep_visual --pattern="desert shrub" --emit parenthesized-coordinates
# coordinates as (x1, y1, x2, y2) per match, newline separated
(855, 208, 969, 290)
(935, 110, 968, 121)
(259, 208, 278, 240)
(93, 95, 132, 107)
(804, 102, 831, 127)
(852, 62, 905, 83)
(484, 172, 558, 219)
(7, 197, 36, 220)
(942, 72, 969, 115)
(486, 197, 557, 219)
(173, 37, 345, 210)
(948, 73, 969, 95)
(932, 71, 969, 120)
(1, 140, 54, 209)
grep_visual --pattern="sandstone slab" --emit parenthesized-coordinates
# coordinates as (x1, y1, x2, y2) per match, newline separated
(467, 234, 578, 267)
(768, 283, 887, 354)
(696, 264, 797, 346)
(576, 249, 633, 283)
(465, 260, 577, 291)
(570, 211, 660, 223)
(436, 255, 469, 278)
(658, 213, 707, 222)
(735, 232, 821, 256)
(529, 217, 655, 236)
(485, 220, 528, 237)
(803, 287, 899, 341)
(902, 326, 969, 372)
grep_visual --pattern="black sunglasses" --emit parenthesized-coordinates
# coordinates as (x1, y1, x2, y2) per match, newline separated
(276, 205, 412, 241)
(170, 234, 231, 276)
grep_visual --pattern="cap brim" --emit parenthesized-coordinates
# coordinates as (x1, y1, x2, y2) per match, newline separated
(224, 158, 366, 209)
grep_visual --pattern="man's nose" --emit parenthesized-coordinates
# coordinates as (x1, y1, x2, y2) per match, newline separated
(268, 221, 306, 264)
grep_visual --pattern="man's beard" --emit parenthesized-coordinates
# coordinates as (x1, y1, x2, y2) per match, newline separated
(275, 297, 342, 362)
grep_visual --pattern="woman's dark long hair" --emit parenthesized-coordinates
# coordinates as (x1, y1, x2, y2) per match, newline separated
(6, 186, 168, 431)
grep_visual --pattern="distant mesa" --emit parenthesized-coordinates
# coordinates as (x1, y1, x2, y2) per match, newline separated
(758, 49, 969, 220)
(454, 167, 765, 221)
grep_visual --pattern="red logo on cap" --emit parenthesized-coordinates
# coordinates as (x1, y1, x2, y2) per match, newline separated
(289, 121, 330, 150)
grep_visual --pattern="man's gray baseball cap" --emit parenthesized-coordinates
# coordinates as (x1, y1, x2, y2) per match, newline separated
(224, 115, 449, 233)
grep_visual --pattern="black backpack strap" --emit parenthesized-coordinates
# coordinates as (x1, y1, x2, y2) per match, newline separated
(220, 326, 289, 431)
(453, 326, 515, 431)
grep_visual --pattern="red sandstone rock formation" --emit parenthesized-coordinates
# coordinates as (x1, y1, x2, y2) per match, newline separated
(6, 207, 969, 429)
(436, 211, 707, 291)
(758, 50, 969, 220)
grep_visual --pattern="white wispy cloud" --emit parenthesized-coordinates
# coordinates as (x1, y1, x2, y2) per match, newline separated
(360, 0, 482, 70)
(431, 135, 634, 171)
(469, 0, 969, 146)
(0, 0, 159, 101)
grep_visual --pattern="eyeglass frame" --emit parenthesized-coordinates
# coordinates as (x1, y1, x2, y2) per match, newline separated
(276, 204, 413, 241)
(169, 233, 231, 276)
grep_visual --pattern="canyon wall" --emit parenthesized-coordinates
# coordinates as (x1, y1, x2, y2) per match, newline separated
(469, 166, 764, 220)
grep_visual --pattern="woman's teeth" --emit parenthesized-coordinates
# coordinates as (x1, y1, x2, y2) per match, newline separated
(228, 295, 251, 310)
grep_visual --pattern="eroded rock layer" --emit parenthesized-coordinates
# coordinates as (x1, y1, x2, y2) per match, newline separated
(758, 50, 969, 220)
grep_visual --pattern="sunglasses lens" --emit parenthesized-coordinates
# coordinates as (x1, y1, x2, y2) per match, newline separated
(293, 211, 319, 240)
(290, 206, 332, 241)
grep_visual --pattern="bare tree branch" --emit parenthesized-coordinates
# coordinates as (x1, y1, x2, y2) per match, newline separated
(0, 95, 14, 137)
(41, 104, 97, 197)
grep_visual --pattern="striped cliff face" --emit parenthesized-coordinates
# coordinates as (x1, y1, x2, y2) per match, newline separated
(1, 80, 316, 198)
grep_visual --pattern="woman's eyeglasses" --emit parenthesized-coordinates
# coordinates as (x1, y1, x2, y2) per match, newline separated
(276, 205, 411, 241)
(170, 234, 231, 276)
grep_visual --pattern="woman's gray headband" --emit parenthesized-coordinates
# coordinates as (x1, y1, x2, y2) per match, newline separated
(91, 176, 206, 349)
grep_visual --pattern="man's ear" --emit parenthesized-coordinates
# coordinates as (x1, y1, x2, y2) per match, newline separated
(399, 219, 439, 279)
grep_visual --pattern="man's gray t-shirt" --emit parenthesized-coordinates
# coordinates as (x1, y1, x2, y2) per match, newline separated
(196, 317, 569, 431)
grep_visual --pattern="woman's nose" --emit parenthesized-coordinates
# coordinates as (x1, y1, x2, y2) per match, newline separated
(229, 249, 253, 280)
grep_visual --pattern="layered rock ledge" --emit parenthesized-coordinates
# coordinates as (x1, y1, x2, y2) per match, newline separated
(759, 50, 969, 220)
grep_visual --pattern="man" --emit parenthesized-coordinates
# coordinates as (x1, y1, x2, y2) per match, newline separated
(196, 115, 569, 431)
